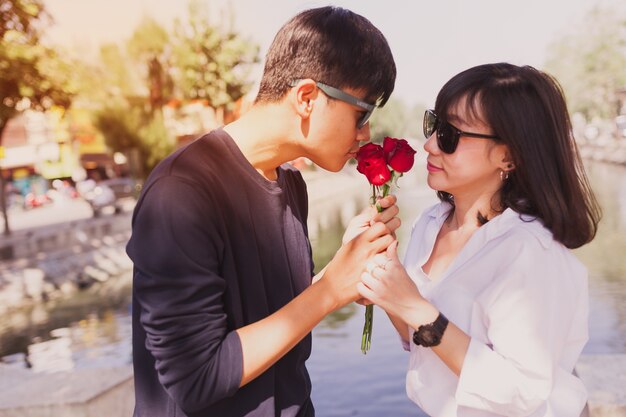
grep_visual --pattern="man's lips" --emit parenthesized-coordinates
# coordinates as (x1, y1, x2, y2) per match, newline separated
(426, 161, 443, 172)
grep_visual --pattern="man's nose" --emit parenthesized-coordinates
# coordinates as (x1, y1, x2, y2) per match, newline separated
(356, 122, 370, 142)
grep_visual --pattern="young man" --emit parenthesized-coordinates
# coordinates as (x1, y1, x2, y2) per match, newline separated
(126, 6, 398, 417)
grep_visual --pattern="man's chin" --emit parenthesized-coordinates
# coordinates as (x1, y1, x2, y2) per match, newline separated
(325, 162, 346, 173)
(310, 159, 345, 173)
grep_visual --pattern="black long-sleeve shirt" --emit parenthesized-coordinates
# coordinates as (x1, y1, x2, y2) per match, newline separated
(127, 129, 315, 417)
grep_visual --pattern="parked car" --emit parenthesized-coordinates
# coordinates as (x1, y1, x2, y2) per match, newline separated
(100, 178, 140, 200)
(76, 178, 139, 217)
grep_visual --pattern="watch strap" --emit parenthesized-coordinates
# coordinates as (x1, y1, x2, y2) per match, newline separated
(412, 312, 449, 347)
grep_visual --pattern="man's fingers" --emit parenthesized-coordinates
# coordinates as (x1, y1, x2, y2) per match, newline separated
(362, 221, 390, 240)
(383, 217, 401, 234)
(377, 194, 396, 209)
(371, 204, 399, 224)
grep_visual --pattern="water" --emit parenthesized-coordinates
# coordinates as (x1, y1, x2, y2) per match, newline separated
(574, 162, 626, 354)
(0, 160, 625, 416)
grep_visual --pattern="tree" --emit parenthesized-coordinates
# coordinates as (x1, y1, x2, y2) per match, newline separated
(90, 1, 259, 179)
(127, 17, 173, 113)
(544, 7, 626, 121)
(94, 104, 175, 178)
(98, 43, 139, 99)
(369, 98, 408, 142)
(171, 1, 259, 116)
(369, 98, 426, 141)
(0, 0, 74, 235)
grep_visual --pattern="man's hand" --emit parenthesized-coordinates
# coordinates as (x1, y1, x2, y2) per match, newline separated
(342, 195, 400, 244)
(320, 220, 397, 310)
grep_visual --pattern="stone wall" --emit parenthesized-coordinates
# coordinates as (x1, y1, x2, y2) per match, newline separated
(0, 212, 133, 316)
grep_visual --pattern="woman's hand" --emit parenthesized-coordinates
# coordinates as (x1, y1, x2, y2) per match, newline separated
(320, 221, 396, 309)
(357, 241, 438, 328)
(342, 195, 400, 245)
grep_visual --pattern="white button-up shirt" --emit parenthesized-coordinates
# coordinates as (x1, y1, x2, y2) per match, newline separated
(402, 202, 589, 417)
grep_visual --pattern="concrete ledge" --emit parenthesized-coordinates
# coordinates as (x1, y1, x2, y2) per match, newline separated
(576, 354, 626, 417)
(0, 355, 624, 416)
(0, 365, 133, 417)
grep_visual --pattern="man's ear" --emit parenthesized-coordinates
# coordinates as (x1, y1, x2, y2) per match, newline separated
(292, 79, 318, 119)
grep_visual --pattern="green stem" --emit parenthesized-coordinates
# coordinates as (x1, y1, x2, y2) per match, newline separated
(361, 304, 373, 354)
(361, 182, 390, 354)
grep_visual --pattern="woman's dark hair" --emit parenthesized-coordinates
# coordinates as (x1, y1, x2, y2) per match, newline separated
(434, 63, 601, 249)
(255, 6, 396, 106)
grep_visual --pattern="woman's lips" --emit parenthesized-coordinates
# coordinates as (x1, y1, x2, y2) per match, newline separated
(427, 162, 443, 173)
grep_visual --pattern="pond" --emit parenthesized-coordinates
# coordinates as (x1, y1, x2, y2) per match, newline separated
(0, 160, 624, 416)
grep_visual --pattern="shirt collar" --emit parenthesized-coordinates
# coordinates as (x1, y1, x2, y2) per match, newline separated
(429, 202, 553, 249)
(486, 208, 553, 249)
(428, 201, 454, 221)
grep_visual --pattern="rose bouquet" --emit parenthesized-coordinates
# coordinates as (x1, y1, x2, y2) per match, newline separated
(355, 137, 416, 354)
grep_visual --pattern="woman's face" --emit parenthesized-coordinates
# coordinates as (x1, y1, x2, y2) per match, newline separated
(423, 97, 510, 201)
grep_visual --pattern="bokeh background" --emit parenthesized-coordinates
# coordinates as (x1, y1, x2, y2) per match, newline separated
(1, 1, 626, 416)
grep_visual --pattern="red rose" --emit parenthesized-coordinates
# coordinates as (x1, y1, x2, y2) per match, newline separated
(383, 137, 416, 173)
(356, 143, 391, 186)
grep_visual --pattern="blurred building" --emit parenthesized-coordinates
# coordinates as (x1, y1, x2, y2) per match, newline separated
(0, 108, 129, 209)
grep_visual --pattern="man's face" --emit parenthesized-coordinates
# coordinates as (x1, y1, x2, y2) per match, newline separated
(304, 85, 373, 172)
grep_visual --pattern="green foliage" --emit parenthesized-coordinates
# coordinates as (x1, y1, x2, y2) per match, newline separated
(0, 0, 74, 235)
(138, 111, 174, 173)
(405, 103, 427, 139)
(127, 17, 173, 111)
(0, 0, 74, 139)
(94, 105, 174, 178)
(127, 17, 169, 59)
(0, 0, 46, 40)
(88, 1, 260, 176)
(544, 7, 626, 120)
(98, 43, 139, 98)
(171, 0, 259, 109)
(93, 105, 144, 151)
(369, 98, 426, 141)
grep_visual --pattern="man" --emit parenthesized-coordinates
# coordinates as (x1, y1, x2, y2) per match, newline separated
(127, 6, 398, 417)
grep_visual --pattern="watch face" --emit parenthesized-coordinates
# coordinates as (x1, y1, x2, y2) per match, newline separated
(413, 313, 448, 347)
(419, 328, 440, 346)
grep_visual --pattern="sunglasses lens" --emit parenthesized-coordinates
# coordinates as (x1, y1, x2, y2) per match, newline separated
(423, 110, 437, 138)
(358, 111, 373, 129)
(437, 122, 458, 154)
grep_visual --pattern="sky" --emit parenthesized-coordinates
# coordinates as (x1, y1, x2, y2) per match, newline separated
(44, 0, 625, 108)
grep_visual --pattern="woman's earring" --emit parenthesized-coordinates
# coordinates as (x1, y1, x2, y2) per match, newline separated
(500, 170, 510, 181)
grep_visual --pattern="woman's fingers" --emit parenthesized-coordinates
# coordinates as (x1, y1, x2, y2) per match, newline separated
(356, 281, 376, 302)
(386, 240, 399, 261)
(355, 297, 374, 306)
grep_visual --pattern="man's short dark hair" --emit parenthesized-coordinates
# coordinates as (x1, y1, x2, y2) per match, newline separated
(255, 6, 396, 107)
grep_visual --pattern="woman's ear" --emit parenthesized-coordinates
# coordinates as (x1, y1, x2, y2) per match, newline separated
(500, 147, 516, 172)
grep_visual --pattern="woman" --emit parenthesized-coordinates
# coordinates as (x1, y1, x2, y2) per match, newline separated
(357, 63, 601, 416)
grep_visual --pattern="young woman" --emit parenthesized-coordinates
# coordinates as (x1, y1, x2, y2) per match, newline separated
(357, 63, 601, 417)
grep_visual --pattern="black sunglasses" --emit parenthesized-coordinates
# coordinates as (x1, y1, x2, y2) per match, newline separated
(291, 79, 377, 128)
(423, 109, 499, 154)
